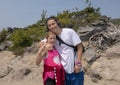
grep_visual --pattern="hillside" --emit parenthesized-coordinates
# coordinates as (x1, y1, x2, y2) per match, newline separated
(0, 17, 120, 85)
(110, 18, 120, 25)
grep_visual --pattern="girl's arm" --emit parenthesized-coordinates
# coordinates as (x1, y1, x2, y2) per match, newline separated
(35, 43, 47, 65)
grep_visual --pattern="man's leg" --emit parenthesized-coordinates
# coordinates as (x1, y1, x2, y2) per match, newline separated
(65, 73, 71, 85)
(72, 71, 84, 85)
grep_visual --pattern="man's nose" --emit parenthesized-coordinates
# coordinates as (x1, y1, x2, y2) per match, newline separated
(51, 25, 55, 28)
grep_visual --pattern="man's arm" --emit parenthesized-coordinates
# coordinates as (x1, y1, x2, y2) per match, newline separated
(74, 43, 83, 73)
(76, 43, 83, 62)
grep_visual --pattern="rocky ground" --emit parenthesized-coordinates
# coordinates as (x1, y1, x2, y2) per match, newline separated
(0, 50, 120, 85)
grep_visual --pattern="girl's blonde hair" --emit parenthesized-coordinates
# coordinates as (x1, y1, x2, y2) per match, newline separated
(46, 31, 56, 39)
(38, 32, 56, 48)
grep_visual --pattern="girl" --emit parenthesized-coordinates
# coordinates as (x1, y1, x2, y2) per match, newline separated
(35, 31, 65, 85)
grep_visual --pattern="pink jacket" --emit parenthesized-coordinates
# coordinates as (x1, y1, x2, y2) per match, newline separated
(43, 48, 65, 85)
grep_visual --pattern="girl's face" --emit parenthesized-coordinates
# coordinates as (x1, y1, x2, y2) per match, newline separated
(47, 19, 59, 33)
(47, 33, 56, 45)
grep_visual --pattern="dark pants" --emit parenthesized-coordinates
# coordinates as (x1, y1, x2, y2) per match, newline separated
(45, 78, 55, 85)
(65, 71, 84, 85)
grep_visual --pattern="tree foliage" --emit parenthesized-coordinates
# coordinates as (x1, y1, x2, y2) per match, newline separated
(57, 10, 73, 27)
(1, 6, 103, 56)
(56, 6, 101, 29)
(10, 29, 32, 47)
(0, 28, 8, 44)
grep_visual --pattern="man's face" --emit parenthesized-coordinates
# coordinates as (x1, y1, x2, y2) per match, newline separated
(47, 19, 59, 33)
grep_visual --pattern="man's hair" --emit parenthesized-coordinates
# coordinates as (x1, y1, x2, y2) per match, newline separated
(45, 16, 60, 31)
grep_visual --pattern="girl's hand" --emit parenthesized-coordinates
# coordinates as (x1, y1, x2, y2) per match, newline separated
(45, 44, 54, 50)
(35, 43, 47, 65)
(38, 43, 48, 58)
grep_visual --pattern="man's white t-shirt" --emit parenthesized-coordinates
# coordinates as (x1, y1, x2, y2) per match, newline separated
(55, 28, 82, 73)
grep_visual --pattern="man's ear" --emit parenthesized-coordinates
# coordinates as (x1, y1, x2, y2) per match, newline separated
(57, 21, 60, 26)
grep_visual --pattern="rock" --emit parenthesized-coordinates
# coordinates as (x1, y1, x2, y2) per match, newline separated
(0, 66, 12, 78)
(11, 67, 31, 80)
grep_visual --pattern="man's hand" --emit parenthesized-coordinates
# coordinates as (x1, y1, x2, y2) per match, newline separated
(74, 61, 82, 73)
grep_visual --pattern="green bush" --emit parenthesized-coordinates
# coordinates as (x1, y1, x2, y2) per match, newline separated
(9, 46, 24, 56)
(0, 28, 8, 44)
(9, 29, 32, 55)
(10, 29, 32, 47)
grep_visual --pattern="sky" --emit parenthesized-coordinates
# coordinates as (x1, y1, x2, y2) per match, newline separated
(0, 0, 120, 29)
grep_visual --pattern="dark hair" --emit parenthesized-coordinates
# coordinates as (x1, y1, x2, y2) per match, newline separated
(45, 16, 60, 31)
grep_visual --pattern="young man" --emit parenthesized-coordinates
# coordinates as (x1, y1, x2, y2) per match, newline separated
(45, 16, 84, 85)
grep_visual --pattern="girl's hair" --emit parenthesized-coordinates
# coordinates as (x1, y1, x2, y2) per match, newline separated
(45, 16, 60, 31)
(38, 32, 56, 48)
(46, 31, 56, 39)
